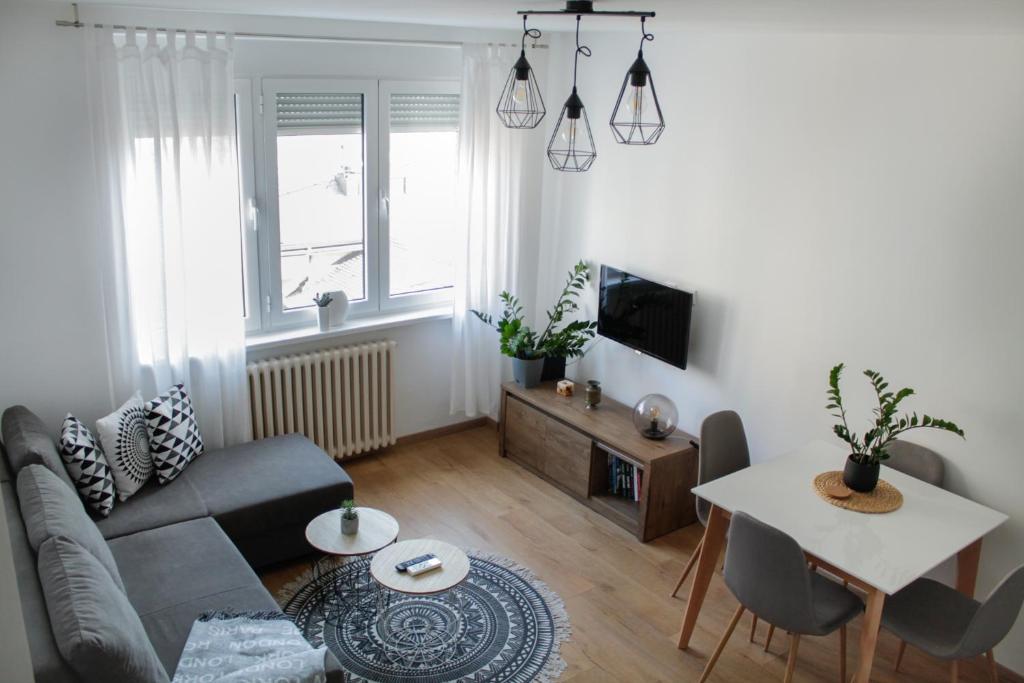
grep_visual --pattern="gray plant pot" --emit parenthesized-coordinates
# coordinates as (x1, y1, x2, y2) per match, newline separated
(512, 357, 545, 388)
(341, 515, 359, 535)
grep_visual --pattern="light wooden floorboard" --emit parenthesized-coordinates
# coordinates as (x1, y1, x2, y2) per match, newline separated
(261, 426, 1015, 683)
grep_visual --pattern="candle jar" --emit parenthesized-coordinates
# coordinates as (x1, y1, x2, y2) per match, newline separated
(584, 380, 602, 409)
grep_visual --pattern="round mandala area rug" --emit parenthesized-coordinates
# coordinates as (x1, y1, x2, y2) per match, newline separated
(278, 551, 570, 683)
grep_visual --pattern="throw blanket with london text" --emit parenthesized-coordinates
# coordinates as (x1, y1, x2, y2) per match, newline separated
(172, 611, 327, 683)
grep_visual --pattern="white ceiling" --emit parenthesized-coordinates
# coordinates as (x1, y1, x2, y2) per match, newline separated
(68, 0, 1024, 32)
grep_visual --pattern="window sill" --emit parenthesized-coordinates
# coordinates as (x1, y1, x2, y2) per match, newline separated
(246, 306, 453, 354)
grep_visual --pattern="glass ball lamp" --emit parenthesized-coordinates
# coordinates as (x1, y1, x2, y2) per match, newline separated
(632, 394, 678, 440)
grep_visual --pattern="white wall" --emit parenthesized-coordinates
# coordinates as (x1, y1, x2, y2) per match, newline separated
(536, 28, 1024, 672)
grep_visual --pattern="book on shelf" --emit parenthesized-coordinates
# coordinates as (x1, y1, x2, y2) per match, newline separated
(606, 454, 642, 502)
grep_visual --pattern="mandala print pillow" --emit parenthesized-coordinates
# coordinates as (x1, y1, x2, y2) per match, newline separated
(95, 392, 154, 501)
(145, 383, 204, 484)
(58, 414, 116, 517)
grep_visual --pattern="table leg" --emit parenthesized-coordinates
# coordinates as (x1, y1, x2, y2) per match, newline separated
(956, 539, 982, 596)
(678, 504, 730, 650)
(853, 587, 885, 683)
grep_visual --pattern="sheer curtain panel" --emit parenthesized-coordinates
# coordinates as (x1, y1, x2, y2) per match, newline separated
(87, 28, 249, 447)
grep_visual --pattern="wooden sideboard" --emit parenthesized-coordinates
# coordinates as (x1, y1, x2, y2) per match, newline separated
(499, 381, 699, 542)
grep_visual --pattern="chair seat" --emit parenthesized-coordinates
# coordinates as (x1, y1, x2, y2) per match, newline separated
(881, 578, 979, 659)
(808, 573, 864, 635)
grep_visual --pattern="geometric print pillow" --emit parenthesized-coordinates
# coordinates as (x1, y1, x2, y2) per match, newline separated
(58, 414, 116, 517)
(95, 392, 154, 501)
(145, 383, 204, 485)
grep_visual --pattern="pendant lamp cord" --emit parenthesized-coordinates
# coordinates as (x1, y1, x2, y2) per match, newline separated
(520, 14, 542, 53)
(572, 14, 592, 88)
(637, 16, 654, 56)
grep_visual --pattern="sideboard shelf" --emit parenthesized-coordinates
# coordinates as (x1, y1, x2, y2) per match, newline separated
(499, 381, 699, 542)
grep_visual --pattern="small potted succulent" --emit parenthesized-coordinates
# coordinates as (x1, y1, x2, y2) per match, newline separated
(313, 292, 333, 332)
(340, 499, 359, 535)
(826, 364, 965, 492)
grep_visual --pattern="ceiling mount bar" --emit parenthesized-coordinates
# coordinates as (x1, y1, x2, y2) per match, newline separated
(517, 1, 655, 18)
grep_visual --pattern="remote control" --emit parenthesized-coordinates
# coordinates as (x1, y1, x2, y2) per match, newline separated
(395, 554, 435, 573)
(407, 557, 443, 576)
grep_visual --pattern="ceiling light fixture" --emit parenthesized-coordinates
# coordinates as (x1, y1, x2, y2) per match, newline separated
(496, 15, 546, 129)
(609, 16, 664, 145)
(547, 15, 596, 172)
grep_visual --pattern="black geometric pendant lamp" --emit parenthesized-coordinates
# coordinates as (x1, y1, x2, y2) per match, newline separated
(547, 16, 596, 172)
(496, 15, 546, 129)
(609, 17, 665, 145)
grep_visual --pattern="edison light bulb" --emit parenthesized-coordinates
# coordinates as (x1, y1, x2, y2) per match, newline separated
(512, 79, 529, 105)
(560, 119, 578, 146)
(626, 86, 645, 114)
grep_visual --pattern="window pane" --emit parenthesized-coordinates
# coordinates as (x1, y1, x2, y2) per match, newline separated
(276, 98, 365, 310)
(388, 93, 458, 297)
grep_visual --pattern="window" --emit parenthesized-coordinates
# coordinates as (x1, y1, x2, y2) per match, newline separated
(235, 78, 460, 335)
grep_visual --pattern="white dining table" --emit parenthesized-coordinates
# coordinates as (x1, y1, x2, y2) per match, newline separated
(677, 440, 1008, 683)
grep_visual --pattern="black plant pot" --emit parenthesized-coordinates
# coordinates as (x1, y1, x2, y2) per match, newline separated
(541, 356, 567, 382)
(843, 455, 880, 493)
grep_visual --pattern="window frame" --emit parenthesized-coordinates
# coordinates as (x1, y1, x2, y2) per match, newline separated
(378, 79, 462, 314)
(233, 79, 262, 334)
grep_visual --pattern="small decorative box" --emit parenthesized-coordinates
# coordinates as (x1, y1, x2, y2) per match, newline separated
(556, 379, 575, 397)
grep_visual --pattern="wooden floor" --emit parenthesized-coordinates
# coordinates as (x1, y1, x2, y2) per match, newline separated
(262, 425, 1011, 683)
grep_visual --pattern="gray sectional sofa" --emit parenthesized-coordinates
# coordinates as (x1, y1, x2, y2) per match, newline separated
(1, 405, 354, 682)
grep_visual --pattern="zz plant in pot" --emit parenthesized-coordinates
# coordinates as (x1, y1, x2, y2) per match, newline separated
(472, 260, 597, 388)
(340, 499, 359, 535)
(826, 363, 965, 492)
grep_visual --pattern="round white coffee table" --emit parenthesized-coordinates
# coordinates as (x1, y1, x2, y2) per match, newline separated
(305, 507, 399, 621)
(370, 539, 470, 666)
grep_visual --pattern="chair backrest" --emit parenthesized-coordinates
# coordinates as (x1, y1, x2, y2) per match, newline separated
(884, 440, 945, 488)
(696, 411, 750, 526)
(723, 511, 818, 633)
(956, 564, 1024, 658)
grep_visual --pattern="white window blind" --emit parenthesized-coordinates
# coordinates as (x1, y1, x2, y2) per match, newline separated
(389, 93, 460, 132)
(276, 93, 363, 131)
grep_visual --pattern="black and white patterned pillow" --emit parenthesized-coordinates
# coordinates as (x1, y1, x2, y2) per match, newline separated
(95, 392, 154, 501)
(145, 384, 204, 484)
(58, 414, 116, 517)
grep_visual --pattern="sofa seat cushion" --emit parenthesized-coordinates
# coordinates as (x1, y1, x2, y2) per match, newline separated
(94, 476, 208, 540)
(107, 517, 279, 674)
(2, 406, 76, 492)
(17, 465, 125, 592)
(182, 435, 353, 562)
(38, 536, 169, 683)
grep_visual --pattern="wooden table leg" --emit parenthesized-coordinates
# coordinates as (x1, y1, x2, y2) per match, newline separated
(853, 587, 885, 683)
(956, 539, 982, 596)
(678, 505, 730, 649)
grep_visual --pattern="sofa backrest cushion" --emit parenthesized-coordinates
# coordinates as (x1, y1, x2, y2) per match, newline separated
(37, 536, 169, 683)
(3, 406, 76, 492)
(0, 443, 11, 483)
(17, 465, 125, 592)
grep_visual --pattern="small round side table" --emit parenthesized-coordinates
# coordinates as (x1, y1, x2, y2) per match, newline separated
(305, 507, 399, 622)
(370, 539, 470, 667)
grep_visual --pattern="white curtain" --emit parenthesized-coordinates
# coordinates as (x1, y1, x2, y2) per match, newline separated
(87, 27, 250, 448)
(450, 44, 538, 418)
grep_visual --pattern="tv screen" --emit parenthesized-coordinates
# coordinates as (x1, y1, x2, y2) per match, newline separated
(598, 265, 693, 370)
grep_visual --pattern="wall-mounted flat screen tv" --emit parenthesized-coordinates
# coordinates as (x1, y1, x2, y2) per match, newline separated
(597, 265, 693, 370)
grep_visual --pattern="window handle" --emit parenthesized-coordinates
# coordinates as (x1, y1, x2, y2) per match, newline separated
(381, 194, 390, 219)
(247, 198, 259, 232)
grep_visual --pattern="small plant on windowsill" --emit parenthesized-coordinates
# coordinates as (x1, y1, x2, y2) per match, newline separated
(340, 499, 359, 535)
(314, 292, 334, 332)
(826, 363, 965, 493)
(471, 260, 597, 389)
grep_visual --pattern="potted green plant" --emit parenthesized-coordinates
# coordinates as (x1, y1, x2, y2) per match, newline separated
(313, 292, 333, 332)
(826, 364, 965, 492)
(473, 261, 597, 388)
(340, 499, 358, 535)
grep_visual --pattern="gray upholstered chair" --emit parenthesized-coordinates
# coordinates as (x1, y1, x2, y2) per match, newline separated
(670, 410, 750, 599)
(884, 564, 1024, 683)
(698, 512, 863, 683)
(884, 439, 946, 488)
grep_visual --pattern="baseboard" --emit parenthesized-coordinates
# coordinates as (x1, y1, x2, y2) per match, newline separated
(394, 417, 496, 447)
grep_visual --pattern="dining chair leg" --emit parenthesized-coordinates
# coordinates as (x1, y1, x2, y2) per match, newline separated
(764, 623, 776, 652)
(894, 640, 907, 672)
(671, 537, 702, 598)
(838, 625, 847, 683)
(750, 614, 758, 642)
(783, 634, 801, 683)
(986, 650, 999, 683)
(698, 604, 745, 683)
(949, 659, 959, 683)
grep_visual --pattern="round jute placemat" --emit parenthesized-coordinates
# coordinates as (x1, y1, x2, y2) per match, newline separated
(813, 471, 903, 514)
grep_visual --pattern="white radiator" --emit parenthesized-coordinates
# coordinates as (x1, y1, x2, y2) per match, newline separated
(247, 341, 397, 459)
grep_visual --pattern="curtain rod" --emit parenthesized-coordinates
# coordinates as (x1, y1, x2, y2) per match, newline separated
(54, 3, 549, 49)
